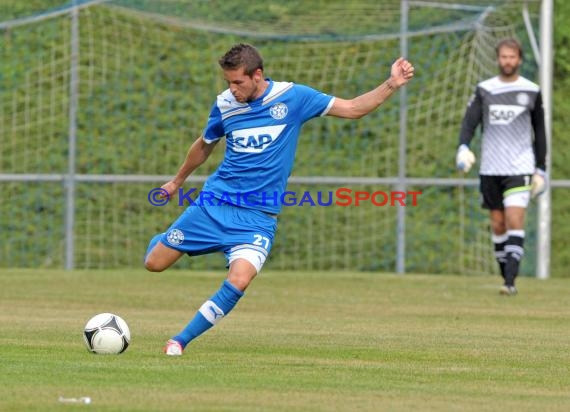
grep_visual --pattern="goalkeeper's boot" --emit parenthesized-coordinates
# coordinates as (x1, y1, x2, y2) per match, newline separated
(499, 285, 518, 296)
(164, 339, 183, 356)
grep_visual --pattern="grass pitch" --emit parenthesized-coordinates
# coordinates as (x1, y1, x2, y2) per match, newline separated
(1, 268, 569, 411)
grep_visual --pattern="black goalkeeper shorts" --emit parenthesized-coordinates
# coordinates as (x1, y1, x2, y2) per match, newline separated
(479, 174, 532, 210)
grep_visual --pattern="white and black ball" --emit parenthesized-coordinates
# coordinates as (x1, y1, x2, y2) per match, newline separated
(83, 313, 130, 354)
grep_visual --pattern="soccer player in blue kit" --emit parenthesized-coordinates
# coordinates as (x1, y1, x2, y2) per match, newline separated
(144, 43, 414, 355)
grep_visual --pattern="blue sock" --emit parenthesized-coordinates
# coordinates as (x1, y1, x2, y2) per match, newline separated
(144, 233, 163, 263)
(173, 280, 244, 348)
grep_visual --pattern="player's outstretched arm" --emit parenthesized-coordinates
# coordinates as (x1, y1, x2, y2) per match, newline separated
(327, 57, 414, 119)
(161, 136, 218, 198)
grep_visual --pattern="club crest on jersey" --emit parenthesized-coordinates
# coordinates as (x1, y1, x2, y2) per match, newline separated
(516, 92, 530, 106)
(229, 124, 287, 153)
(269, 102, 288, 120)
(489, 104, 525, 125)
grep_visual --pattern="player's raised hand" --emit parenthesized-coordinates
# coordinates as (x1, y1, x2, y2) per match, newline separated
(390, 57, 414, 88)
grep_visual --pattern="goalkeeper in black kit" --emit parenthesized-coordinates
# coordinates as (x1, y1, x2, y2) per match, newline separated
(455, 38, 547, 295)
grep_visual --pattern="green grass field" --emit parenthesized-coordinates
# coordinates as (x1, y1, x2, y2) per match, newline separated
(1, 269, 569, 411)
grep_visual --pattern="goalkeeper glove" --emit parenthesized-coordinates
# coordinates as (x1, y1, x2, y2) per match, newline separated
(531, 168, 548, 199)
(456, 144, 476, 173)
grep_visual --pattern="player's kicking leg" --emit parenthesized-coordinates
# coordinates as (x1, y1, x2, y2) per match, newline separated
(154, 204, 276, 356)
(164, 257, 259, 356)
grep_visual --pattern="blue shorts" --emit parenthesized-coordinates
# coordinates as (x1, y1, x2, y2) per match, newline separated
(159, 204, 277, 272)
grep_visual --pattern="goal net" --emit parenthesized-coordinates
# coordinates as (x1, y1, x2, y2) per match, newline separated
(0, 0, 542, 274)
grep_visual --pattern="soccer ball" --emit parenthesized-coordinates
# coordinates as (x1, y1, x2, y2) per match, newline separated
(83, 313, 130, 354)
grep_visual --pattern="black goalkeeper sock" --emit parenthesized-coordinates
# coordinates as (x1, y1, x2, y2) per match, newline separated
(492, 233, 508, 280)
(504, 230, 525, 286)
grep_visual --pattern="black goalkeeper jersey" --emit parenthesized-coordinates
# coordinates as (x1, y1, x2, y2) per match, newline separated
(459, 75, 546, 175)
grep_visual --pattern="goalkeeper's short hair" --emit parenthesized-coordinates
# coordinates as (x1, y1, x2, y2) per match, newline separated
(495, 38, 523, 59)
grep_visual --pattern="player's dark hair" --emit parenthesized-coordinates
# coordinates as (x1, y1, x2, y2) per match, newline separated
(495, 38, 523, 59)
(218, 43, 264, 76)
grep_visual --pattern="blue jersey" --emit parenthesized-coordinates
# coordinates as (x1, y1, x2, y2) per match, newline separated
(201, 80, 335, 214)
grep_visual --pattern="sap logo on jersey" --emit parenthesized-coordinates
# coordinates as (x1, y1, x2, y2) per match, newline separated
(489, 104, 525, 125)
(229, 125, 287, 153)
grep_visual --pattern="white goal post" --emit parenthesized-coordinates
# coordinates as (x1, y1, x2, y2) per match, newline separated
(537, 0, 553, 279)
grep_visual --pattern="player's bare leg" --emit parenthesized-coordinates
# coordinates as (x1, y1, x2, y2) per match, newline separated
(227, 258, 258, 291)
(505, 206, 525, 230)
(144, 241, 184, 272)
